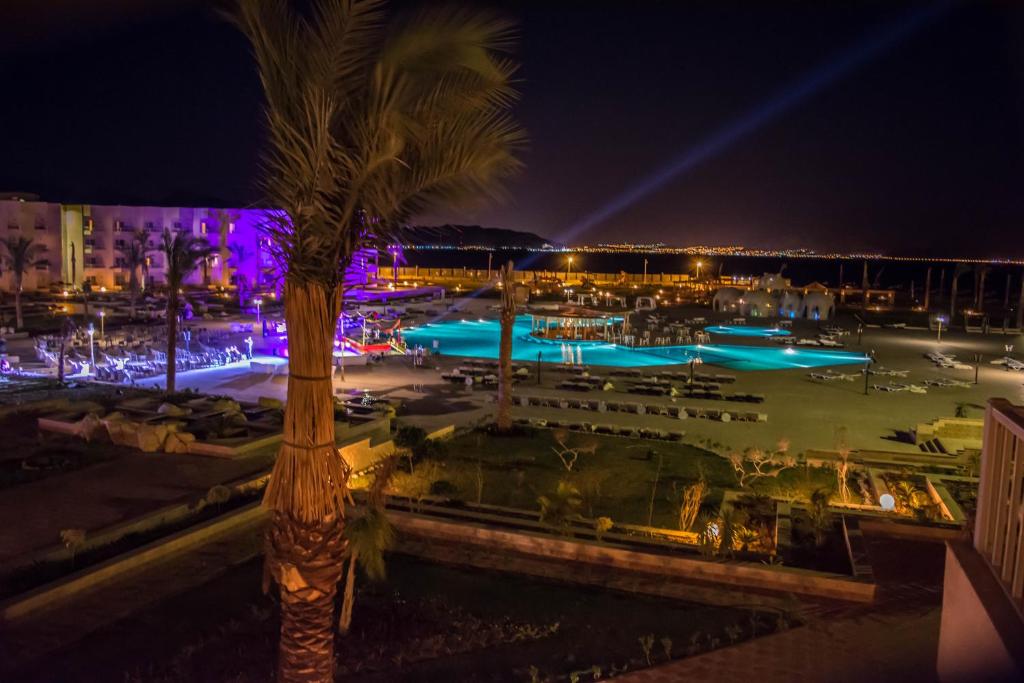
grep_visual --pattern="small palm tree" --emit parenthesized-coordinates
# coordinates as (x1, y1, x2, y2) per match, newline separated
(496, 260, 516, 432)
(1, 236, 46, 329)
(160, 229, 211, 393)
(338, 457, 397, 635)
(122, 230, 153, 319)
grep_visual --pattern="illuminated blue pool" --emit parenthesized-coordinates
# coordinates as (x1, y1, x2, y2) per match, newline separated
(403, 317, 867, 371)
(705, 325, 791, 338)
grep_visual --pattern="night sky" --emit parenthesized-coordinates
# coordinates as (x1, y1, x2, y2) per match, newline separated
(2, 1, 1023, 257)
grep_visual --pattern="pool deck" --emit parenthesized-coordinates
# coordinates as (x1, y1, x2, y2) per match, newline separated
(69, 297, 1020, 458)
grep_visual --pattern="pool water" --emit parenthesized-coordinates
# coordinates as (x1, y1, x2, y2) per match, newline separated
(705, 325, 791, 337)
(403, 316, 867, 371)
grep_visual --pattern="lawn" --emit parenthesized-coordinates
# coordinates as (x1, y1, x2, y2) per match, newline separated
(388, 427, 835, 531)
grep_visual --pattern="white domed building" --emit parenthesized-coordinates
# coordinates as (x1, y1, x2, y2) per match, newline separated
(800, 291, 835, 321)
(739, 290, 776, 318)
(712, 287, 744, 313)
(778, 291, 803, 319)
(713, 276, 837, 320)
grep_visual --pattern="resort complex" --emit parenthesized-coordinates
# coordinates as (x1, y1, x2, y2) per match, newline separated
(2, 1, 1024, 682)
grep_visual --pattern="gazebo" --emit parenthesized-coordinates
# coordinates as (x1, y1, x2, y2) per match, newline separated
(528, 308, 624, 342)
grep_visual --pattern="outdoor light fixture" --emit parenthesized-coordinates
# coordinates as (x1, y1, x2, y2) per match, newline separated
(99, 310, 106, 337)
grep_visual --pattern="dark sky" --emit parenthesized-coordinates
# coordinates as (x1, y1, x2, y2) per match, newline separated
(2, 1, 1023, 257)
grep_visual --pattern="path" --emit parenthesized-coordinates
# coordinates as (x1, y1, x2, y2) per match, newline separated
(620, 531, 947, 683)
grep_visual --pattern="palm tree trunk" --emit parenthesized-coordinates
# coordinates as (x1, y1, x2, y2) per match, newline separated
(496, 262, 515, 432)
(1017, 270, 1024, 330)
(14, 286, 23, 330)
(923, 267, 931, 311)
(338, 550, 359, 635)
(976, 268, 987, 310)
(263, 280, 348, 683)
(949, 270, 959, 322)
(166, 289, 178, 393)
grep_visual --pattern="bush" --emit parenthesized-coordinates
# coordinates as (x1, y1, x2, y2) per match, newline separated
(429, 480, 459, 497)
(394, 425, 428, 449)
(413, 438, 448, 460)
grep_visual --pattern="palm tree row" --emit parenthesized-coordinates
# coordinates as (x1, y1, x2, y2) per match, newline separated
(230, 0, 523, 679)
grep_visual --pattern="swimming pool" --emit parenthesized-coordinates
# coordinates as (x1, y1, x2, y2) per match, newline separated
(403, 316, 867, 371)
(705, 325, 791, 338)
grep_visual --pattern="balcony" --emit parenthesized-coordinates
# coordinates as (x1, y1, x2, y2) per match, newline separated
(938, 399, 1024, 681)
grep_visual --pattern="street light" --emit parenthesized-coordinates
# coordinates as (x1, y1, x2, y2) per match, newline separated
(566, 255, 574, 282)
(87, 323, 96, 374)
(99, 310, 106, 338)
(936, 315, 946, 344)
(254, 297, 263, 324)
(696, 260, 703, 281)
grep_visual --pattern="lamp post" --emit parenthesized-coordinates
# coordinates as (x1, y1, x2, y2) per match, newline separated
(863, 350, 875, 395)
(696, 260, 703, 282)
(936, 315, 945, 344)
(974, 353, 982, 384)
(254, 297, 263, 325)
(99, 310, 105, 338)
(566, 255, 574, 283)
(643, 258, 648, 284)
(87, 323, 95, 374)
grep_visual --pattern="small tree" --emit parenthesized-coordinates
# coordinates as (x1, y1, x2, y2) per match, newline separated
(726, 440, 796, 489)
(807, 488, 832, 547)
(1, 236, 46, 329)
(160, 229, 211, 393)
(551, 429, 597, 472)
(538, 481, 583, 536)
(677, 478, 707, 531)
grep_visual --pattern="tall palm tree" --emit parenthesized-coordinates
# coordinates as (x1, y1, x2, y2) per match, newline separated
(496, 260, 516, 432)
(228, 241, 253, 307)
(1, 236, 46, 330)
(950, 263, 970, 324)
(232, 1, 523, 679)
(160, 229, 211, 393)
(213, 209, 238, 288)
(122, 230, 153, 319)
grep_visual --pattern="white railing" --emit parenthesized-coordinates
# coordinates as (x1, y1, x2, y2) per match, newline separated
(976, 399, 1024, 613)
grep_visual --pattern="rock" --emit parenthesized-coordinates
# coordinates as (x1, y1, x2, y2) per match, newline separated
(257, 396, 284, 410)
(74, 413, 105, 442)
(211, 399, 242, 414)
(157, 402, 189, 416)
(164, 430, 197, 454)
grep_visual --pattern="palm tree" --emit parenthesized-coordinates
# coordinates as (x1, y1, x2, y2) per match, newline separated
(160, 229, 211, 393)
(232, 1, 523, 678)
(338, 457, 396, 635)
(496, 260, 516, 432)
(213, 209, 238, 288)
(949, 263, 969, 323)
(1, 236, 46, 330)
(228, 241, 253, 307)
(122, 230, 152, 319)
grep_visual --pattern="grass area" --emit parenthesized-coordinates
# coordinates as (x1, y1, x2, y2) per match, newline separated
(0, 486, 264, 602)
(23, 555, 793, 683)
(389, 427, 835, 531)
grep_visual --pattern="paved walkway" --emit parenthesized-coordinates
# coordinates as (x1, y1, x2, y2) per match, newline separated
(620, 532, 947, 683)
